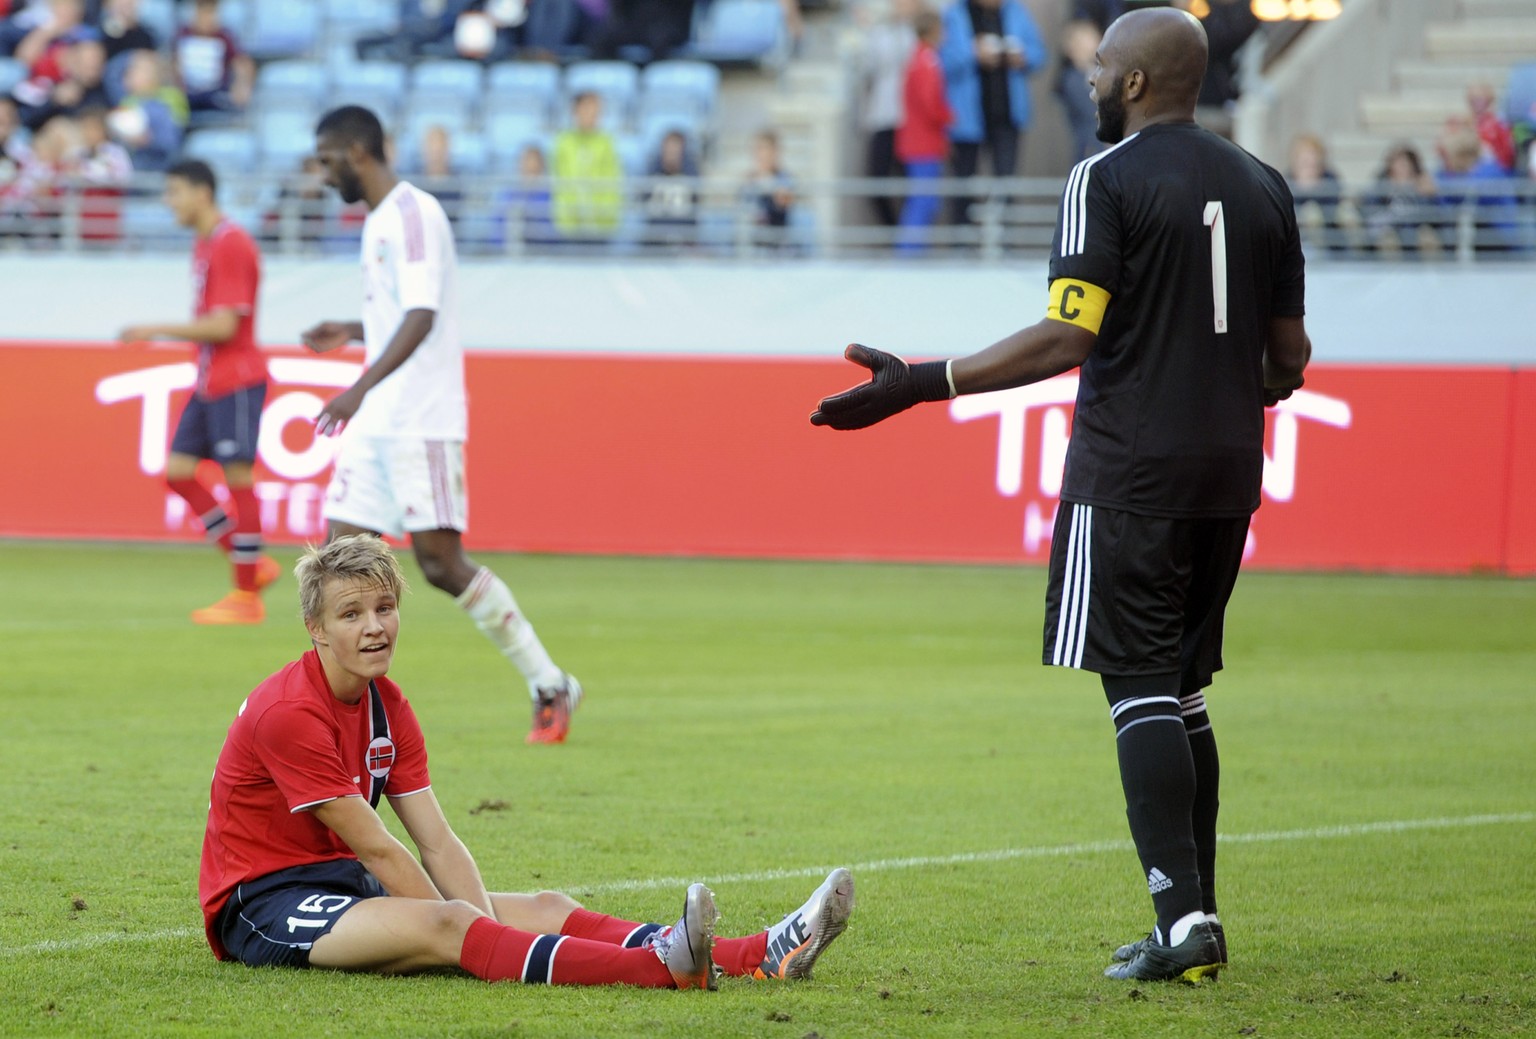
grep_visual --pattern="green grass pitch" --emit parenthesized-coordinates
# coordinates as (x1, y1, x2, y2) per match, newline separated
(1, 542, 1532, 1038)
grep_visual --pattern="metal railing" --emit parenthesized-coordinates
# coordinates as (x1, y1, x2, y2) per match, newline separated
(2, 172, 1533, 262)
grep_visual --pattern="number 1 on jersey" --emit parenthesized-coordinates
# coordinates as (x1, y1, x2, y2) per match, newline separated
(1203, 201, 1229, 334)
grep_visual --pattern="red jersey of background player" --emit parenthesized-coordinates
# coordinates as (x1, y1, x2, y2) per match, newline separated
(198, 650, 431, 960)
(193, 219, 266, 399)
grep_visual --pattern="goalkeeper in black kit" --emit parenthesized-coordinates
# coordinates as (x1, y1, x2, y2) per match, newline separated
(812, 6, 1310, 983)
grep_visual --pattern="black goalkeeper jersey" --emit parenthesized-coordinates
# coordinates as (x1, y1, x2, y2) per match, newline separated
(1048, 122, 1306, 518)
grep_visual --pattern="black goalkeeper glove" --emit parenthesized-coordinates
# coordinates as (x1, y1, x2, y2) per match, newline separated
(810, 343, 953, 430)
(1264, 376, 1303, 408)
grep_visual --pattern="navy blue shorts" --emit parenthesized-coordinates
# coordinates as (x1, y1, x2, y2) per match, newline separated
(217, 859, 386, 968)
(170, 383, 266, 464)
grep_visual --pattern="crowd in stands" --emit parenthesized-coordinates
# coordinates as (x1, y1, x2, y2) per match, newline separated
(1286, 81, 1536, 258)
(1, 0, 1532, 257)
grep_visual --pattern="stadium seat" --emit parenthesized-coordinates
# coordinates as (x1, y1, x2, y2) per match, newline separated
(639, 111, 703, 162)
(245, 0, 322, 61)
(329, 62, 409, 119)
(684, 0, 789, 67)
(122, 198, 192, 250)
(258, 107, 321, 171)
(409, 60, 486, 109)
(256, 60, 329, 109)
(487, 111, 547, 171)
(321, 0, 398, 38)
(181, 127, 260, 173)
(137, 0, 177, 41)
(640, 60, 720, 119)
(1506, 61, 1536, 129)
(486, 62, 562, 124)
(0, 57, 28, 96)
(563, 61, 640, 124)
(612, 134, 648, 176)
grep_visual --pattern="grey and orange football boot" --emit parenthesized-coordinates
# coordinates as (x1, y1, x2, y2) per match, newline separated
(753, 868, 855, 981)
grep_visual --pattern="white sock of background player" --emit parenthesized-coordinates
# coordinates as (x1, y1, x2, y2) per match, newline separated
(454, 566, 564, 697)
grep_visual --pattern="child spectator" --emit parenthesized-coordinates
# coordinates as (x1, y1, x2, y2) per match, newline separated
(1285, 133, 1348, 253)
(110, 48, 182, 170)
(551, 91, 622, 243)
(419, 123, 465, 220)
(743, 128, 796, 248)
(854, 0, 917, 227)
(15, 32, 110, 130)
(173, 0, 254, 117)
(0, 96, 33, 236)
(1, 111, 77, 242)
(495, 143, 559, 251)
(1363, 142, 1439, 256)
(1466, 83, 1516, 174)
(643, 128, 699, 250)
(895, 9, 951, 253)
(262, 155, 329, 251)
(74, 105, 129, 242)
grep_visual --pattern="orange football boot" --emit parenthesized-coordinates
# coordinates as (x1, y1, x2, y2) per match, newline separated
(191, 589, 266, 625)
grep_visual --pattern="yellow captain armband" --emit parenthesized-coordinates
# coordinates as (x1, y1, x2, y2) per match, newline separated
(1046, 278, 1111, 334)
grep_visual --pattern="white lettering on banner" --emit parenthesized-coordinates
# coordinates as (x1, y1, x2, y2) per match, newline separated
(948, 378, 1353, 552)
(95, 357, 362, 539)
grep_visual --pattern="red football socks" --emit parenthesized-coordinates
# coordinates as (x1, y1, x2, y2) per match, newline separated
(561, 909, 768, 978)
(167, 477, 234, 553)
(460, 917, 675, 987)
(227, 485, 263, 591)
(713, 934, 769, 977)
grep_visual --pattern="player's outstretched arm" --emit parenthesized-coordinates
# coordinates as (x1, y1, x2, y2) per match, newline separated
(1262, 315, 1311, 405)
(389, 789, 495, 917)
(810, 320, 1094, 431)
(119, 308, 240, 346)
(311, 794, 445, 901)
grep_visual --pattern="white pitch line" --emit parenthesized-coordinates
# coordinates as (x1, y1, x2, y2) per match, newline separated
(5, 811, 1529, 959)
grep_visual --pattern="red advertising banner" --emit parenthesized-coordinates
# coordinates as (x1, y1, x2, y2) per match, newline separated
(0, 340, 1528, 575)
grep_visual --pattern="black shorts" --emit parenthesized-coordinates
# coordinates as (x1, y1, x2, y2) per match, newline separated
(170, 382, 266, 464)
(217, 859, 386, 968)
(1041, 501, 1249, 690)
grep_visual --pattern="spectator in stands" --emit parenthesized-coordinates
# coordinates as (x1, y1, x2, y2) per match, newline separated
(1173, 0, 1258, 139)
(12, 0, 87, 75)
(938, 0, 1045, 227)
(262, 155, 329, 251)
(1070, 0, 1123, 33)
(98, 0, 159, 62)
(895, 9, 950, 254)
(110, 48, 182, 170)
(643, 128, 699, 251)
(173, 0, 254, 118)
(1363, 142, 1440, 257)
(1436, 123, 1524, 254)
(854, 0, 917, 228)
(0, 96, 32, 201)
(419, 123, 465, 223)
(591, 0, 694, 63)
(356, 0, 471, 62)
(552, 90, 623, 244)
(0, 1, 55, 59)
(74, 105, 129, 242)
(0, 111, 76, 242)
(742, 127, 796, 250)
(1466, 83, 1516, 174)
(1285, 133, 1348, 254)
(495, 142, 559, 251)
(1054, 19, 1102, 164)
(15, 31, 110, 131)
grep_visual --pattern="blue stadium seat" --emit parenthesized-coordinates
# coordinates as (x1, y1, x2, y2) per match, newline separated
(640, 60, 720, 119)
(409, 60, 485, 108)
(258, 107, 321, 171)
(448, 134, 490, 176)
(612, 134, 647, 176)
(246, 0, 322, 61)
(684, 0, 788, 66)
(1506, 61, 1536, 129)
(329, 62, 409, 119)
(487, 62, 562, 123)
(0, 57, 27, 96)
(256, 60, 329, 108)
(322, 0, 398, 37)
(487, 111, 547, 171)
(181, 127, 260, 173)
(563, 61, 640, 124)
(137, 0, 177, 42)
(402, 98, 475, 137)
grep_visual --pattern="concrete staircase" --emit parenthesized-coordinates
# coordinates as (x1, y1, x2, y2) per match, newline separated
(1334, 0, 1536, 184)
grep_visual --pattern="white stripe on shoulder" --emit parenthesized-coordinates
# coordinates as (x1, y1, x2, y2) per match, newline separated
(1059, 132, 1139, 258)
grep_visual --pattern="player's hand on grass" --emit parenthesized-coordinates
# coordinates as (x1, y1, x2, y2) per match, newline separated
(302, 321, 356, 353)
(316, 385, 365, 437)
(811, 343, 950, 430)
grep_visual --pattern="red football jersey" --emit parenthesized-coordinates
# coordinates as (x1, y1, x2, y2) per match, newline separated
(192, 219, 266, 399)
(198, 651, 431, 960)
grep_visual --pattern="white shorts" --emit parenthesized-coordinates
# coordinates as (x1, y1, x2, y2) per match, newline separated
(323, 436, 468, 538)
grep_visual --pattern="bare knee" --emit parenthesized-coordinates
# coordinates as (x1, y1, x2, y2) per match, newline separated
(427, 899, 488, 951)
(530, 890, 581, 920)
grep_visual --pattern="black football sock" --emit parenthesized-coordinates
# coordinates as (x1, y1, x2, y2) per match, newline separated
(1103, 673, 1205, 945)
(1180, 689, 1221, 917)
